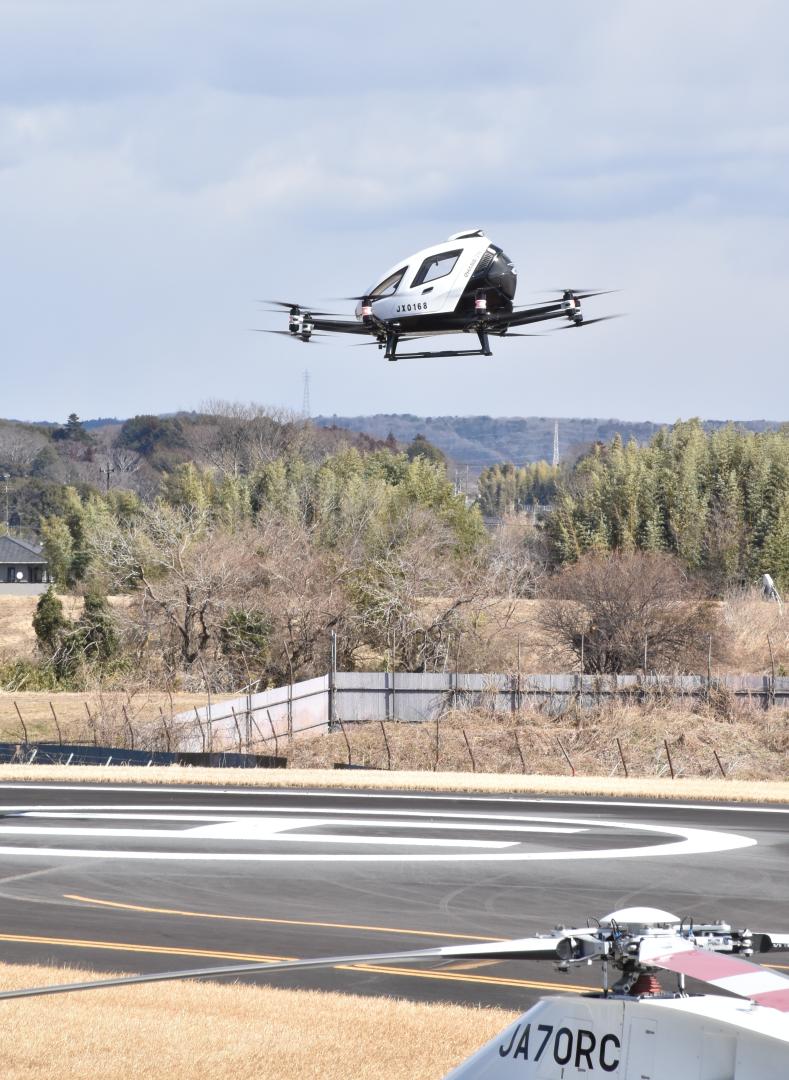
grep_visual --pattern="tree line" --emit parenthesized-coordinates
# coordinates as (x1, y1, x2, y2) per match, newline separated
(6, 410, 786, 692)
(479, 420, 789, 591)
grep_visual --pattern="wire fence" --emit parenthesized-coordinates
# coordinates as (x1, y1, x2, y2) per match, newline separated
(0, 742, 286, 769)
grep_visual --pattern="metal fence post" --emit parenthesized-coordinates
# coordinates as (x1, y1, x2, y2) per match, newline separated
(516, 636, 522, 712)
(328, 631, 337, 729)
(379, 720, 392, 770)
(13, 701, 28, 744)
(706, 635, 713, 700)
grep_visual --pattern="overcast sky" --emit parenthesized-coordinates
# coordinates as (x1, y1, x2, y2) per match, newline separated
(1, 1, 787, 424)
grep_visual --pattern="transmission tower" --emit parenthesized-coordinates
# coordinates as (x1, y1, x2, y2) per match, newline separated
(552, 421, 560, 468)
(302, 369, 311, 418)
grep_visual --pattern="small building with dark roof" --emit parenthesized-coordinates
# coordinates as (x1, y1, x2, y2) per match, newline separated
(0, 535, 51, 595)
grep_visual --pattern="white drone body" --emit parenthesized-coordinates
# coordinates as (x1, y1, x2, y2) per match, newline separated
(264, 229, 616, 361)
(3, 905, 789, 1077)
(354, 230, 498, 324)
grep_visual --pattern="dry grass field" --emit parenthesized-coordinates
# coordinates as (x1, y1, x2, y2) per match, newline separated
(0, 596, 132, 660)
(0, 962, 515, 1080)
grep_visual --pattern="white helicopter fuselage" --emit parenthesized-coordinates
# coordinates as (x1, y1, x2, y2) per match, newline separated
(445, 993, 789, 1079)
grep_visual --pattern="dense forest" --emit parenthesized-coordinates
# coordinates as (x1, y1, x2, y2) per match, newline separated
(478, 420, 789, 592)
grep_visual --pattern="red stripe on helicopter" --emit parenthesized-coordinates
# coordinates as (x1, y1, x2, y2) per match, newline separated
(651, 948, 789, 1012)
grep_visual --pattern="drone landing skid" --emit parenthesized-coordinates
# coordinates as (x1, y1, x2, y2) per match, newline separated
(385, 328, 492, 361)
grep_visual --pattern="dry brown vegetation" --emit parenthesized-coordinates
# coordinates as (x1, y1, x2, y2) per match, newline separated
(722, 591, 789, 673)
(2, 591, 786, 677)
(0, 690, 233, 744)
(1, 763, 788, 804)
(287, 700, 789, 781)
(0, 962, 515, 1080)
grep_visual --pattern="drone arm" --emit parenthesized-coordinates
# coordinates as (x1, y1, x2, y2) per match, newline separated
(488, 302, 570, 331)
(309, 317, 373, 336)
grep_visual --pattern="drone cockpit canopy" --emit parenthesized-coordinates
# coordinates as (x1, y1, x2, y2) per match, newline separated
(359, 229, 517, 323)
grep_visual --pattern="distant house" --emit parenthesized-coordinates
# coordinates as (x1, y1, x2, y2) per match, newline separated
(0, 536, 51, 595)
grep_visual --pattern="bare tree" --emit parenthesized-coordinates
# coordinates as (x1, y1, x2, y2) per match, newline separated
(90, 504, 261, 673)
(483, 513, 550, 599)
(196, 401, 312, 476)
(0, 423, 49, 471)
(347, 506, 485, 672)
(110, 447, 142, 476)
(539, 551, 720, 674)
(249, 512, 357, 682)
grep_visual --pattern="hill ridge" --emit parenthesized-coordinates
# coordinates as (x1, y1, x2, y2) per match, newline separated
(314, 414, 783, 466)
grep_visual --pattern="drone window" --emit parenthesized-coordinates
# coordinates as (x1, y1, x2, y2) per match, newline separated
(370, 268, 406, 298)
(411, 249, 462, 288)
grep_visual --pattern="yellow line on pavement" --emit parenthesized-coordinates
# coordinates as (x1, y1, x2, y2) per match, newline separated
(0, 932, 290, 964)
(64, 893, 500, 942)
(341, 963, 590, 994)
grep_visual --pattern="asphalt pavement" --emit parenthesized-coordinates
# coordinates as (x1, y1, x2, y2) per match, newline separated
(0, 781, 786, 1009)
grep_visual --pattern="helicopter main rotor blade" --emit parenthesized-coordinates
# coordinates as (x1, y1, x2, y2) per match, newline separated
(641, 937, 789, 1013)
(0, 934, 581, 1003)
(751, 932, 789, 953)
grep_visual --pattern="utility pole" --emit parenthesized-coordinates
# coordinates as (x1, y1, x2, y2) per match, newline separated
(302, 369, 311, 418)
(552, 420, 560, 468)
(101, 461, 115, 494)
(2, 474, 8, 534)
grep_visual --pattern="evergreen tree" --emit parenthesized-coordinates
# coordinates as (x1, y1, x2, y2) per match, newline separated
(76, 592, 119, 664)
(32, 587, 68, 655)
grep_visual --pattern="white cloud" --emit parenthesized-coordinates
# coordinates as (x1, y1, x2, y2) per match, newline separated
(0, 1, 787, 421)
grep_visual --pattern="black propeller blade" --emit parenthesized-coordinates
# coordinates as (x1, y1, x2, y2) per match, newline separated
(249, 329, 330, 339)
(553, 314, 624, 330)
(261, 300, 340, 315)
(555, 289, 620, 300)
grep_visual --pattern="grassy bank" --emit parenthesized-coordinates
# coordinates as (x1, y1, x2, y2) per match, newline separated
(0, 962, 515, 1079)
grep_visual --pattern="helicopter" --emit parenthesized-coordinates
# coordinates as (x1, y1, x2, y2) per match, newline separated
(3, 905, 788, 1077)
(263, 229, 618, 362)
